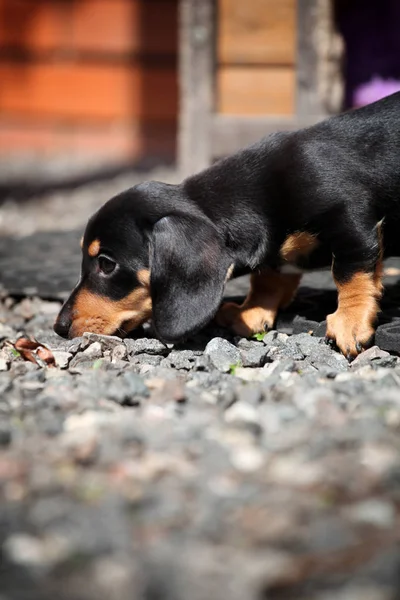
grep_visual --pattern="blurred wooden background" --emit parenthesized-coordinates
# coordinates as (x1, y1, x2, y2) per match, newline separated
(0, 0, 340, 171)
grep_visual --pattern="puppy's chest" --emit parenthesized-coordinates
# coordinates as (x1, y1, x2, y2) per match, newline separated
(276, 232, 331, 274)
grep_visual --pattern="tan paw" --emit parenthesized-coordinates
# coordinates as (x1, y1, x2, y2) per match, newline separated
(216, 302, 276, 337)
(325, 309, 375, 360)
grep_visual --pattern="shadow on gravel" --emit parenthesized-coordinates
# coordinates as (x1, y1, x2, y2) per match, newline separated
(0, 158, 175, 204)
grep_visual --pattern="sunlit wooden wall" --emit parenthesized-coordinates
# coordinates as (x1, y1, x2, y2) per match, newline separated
(217, 0, 296, 116)
(0, 0, 178, 163)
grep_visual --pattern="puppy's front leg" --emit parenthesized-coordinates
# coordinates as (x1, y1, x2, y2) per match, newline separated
(326, 223, 383, 359)
(216, 268, 301, 337)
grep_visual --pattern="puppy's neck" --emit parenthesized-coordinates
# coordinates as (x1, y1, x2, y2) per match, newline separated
(182, 140, 282, 270)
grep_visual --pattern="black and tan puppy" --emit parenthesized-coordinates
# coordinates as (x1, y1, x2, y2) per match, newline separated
(54, 92, 400, 359)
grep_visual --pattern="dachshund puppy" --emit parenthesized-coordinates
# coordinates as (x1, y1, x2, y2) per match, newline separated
(55, 92, 400, 359)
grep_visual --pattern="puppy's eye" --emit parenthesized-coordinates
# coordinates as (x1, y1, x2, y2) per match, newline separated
(98, 256, 116, 275)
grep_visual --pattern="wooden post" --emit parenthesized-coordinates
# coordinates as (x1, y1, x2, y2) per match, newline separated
(296, 0, 323, 118)
(178, 0, 214, 177)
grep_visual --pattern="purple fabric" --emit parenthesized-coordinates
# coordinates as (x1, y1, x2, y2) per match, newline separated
(335, 0, 400, 108)
(353, 76, 400, 107)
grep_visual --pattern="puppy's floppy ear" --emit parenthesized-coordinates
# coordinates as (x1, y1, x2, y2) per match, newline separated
(150, 214, 233, 342)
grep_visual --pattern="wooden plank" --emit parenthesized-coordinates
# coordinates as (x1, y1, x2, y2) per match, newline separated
(211, 114, 322, 156)
(71, 0, 178, 55)
(0, 0, 178, 56)
(178, 0, 214, 175)
(0, 0, 66, 51)
(0, 121, 139, 157)
(218, 0, 296, 65)
(217, 66, 295, 115)
(0, 119, 176, 160)
(0, 62, 177, 121)
(296, 0, 323, 117)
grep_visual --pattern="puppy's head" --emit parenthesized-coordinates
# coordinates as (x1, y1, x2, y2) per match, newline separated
(54, 181, 233, 343)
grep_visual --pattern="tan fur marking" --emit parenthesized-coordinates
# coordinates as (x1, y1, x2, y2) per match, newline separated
(69, 286, 152, 338)
(137, 269, 150, 287)
(326, 271, 382, 358)
(80, 237, 84, 249)
(326, 224, 384, 358)
(88, 239, 101, 257)
(280, 232, 319, 264)
(216, 268, 301, 337)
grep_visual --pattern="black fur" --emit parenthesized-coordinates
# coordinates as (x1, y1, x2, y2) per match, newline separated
(55, 92, 400, 342)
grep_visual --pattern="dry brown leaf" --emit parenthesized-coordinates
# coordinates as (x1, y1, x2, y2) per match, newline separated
(13, 337, 55, 367)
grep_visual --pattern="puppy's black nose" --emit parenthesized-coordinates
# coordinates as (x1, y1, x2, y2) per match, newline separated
(54, 303, 72, 338)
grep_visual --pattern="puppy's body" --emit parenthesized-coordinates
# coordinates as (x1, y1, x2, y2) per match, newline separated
(55, 92, 400, 358)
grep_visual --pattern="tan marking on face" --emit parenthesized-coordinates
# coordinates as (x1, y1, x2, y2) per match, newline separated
(280, 232, 319, 264)
(216, 268, 301, 337)
(69, 285, 152, 338)
(80, 237, 84, 249)
(137, 268, 150, 287)
(88, 239, 101, 257)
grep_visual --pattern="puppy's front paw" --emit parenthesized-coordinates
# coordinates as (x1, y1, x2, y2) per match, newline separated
(216, 302, 276, 337)
(325, 309, 375, 360)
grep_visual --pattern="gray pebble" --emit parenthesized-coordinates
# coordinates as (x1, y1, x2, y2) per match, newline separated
(52, 351, 72, 369)
(82, 342, 103, 359)
(125, 337, 169, 356)
(111, 344, 127, 362)
(106, 372, 149, 405)
(82, 332, 123, 351)
(204, 338, 241, 373)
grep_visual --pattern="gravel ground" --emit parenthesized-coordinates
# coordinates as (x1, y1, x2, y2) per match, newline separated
(2, 175, 400, 599)
(2, 290, 400, 600)
(0, 167, 179, 237)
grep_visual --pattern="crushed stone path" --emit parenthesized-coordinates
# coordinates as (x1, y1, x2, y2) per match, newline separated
(1, 271, 400, 598)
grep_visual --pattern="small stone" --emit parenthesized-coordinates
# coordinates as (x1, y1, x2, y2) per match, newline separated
(3, 534, 46, 566)
(262, 330, 279, 345)
(345, 499, 396, 528)
(224, 401, 262, 437)
(268, 338, 305, 361)
(52, 351, 72, 369)
(106, 372, 149, 405)
(351, 346, 391, 367)
(291, 332, 320, 356)
(230, 446, 264, 472)
(82, 341, 103, 359)
(193, 354, 213, 371)
(166, 349, 196, 370)
(129, 354, 163, 367)
(240, 343, 269, 367)
(125, 337, 169, 356)
(111, 344, 127, 362)
(234, 367, 269, 382)
(0, 358, 9, 371)
(82, 332, 123, 351)
(65, 337, 84, 354)
(204, 337, 241, 373)
(0, 324, 15, 340)
(68, 356, 97, 373)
